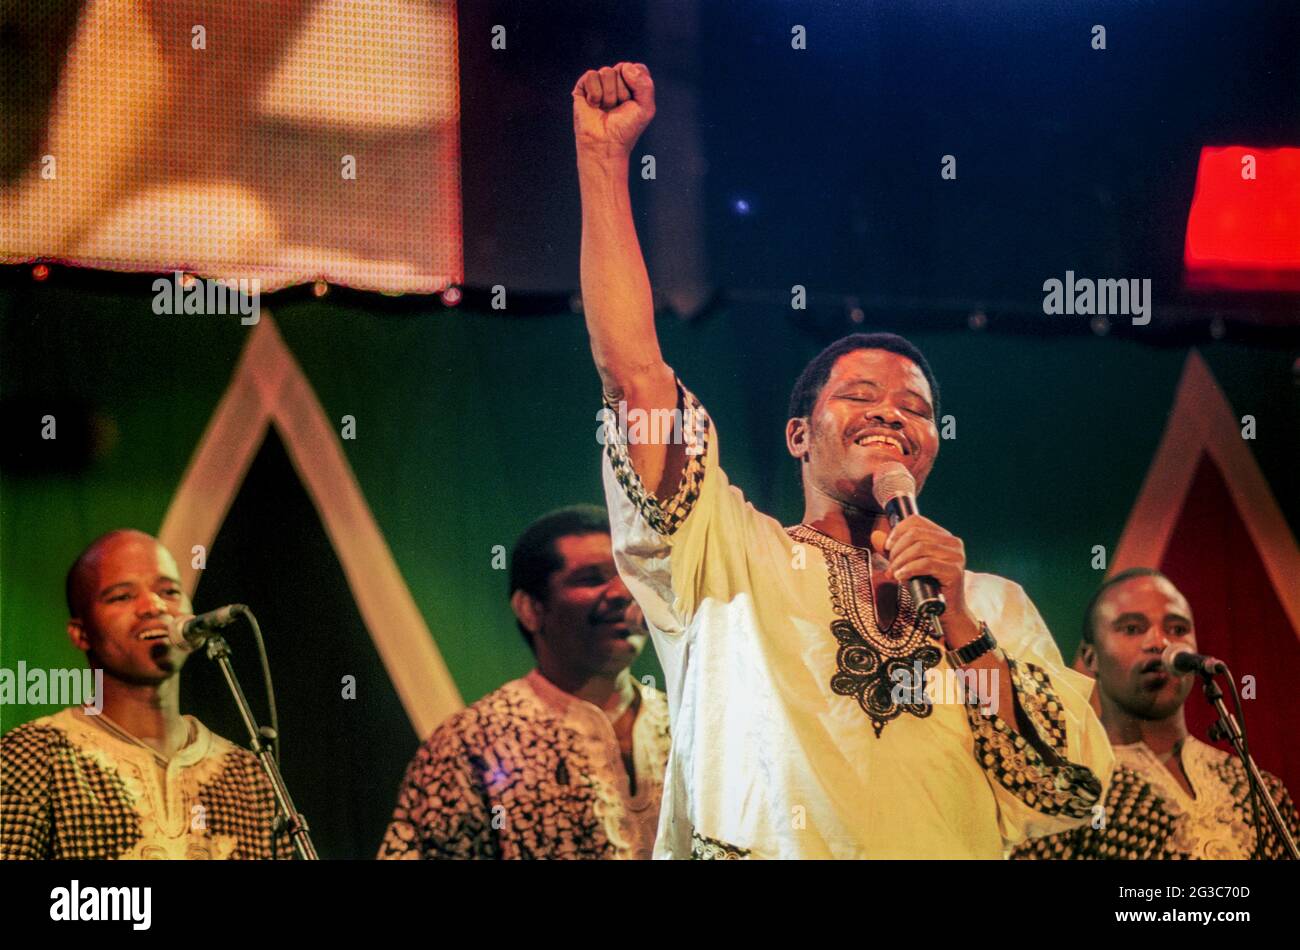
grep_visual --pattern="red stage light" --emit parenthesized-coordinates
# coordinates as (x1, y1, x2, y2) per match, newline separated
(440, 286, 462, 306)
(1184, 146, 1300, 291)
(31, 264, 49, 281)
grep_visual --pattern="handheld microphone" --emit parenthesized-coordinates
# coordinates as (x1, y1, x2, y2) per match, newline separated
(168, 604, 249, 650)
(871, 462, 946, 619)
(1162, 642, 1227, 676)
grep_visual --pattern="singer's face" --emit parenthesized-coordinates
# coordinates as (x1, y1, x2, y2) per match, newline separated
(790, 349, 939, 507)
(1091, 575, 1196, 720)
(533, 533, 646, 678)
(67, 532, 192, 684)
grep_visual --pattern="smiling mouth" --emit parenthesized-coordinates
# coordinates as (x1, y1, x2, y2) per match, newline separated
(137, 628, 170, 642)
(593, 615, 640, 640)
(853, 433, 909, 455)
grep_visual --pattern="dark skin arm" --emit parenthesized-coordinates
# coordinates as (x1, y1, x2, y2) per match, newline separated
(574, 62, 685, 501)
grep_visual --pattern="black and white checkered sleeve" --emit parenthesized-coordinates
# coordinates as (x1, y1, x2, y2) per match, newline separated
(204, 746, 291, 860)
(1, 724, 55, 860)
(966, 658, 1104, 825)
(1009, 766, 1186, 860)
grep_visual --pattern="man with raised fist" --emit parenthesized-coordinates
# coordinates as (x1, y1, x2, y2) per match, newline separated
(573, 62, 1113, 859)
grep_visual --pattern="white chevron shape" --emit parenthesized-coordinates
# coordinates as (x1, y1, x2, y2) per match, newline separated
(1113, 349, 1300, 641)
(160, 315, 462, 736)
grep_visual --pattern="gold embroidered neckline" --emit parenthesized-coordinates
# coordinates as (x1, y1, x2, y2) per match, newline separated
(788, 523, 916, 642)
(790, 522, 873, 554)
(88, 712, 196, 768)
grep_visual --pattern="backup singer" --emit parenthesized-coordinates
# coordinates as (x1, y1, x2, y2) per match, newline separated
(0, 530, 287, 859)
(573, 61, 1113, 858)
(378, 506, 670, 859)
(1014, 568, 1299, 859)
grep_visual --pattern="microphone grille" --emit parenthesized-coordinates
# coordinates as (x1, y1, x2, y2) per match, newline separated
(871, 462, 916, 508)
(1162, 641, 1193, 670)
(166, 615, 195, 652)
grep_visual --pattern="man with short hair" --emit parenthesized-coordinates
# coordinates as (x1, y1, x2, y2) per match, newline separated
(1013, 568, 1299, 859)
(1, 529, 287, 859)
(573, 61, 1112, 858)
(378, 505, 670, 859)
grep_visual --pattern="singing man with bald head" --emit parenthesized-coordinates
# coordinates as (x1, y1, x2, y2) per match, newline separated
(1, 530, 287, 859)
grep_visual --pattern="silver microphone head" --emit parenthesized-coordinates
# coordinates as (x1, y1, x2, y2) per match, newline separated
(1161, 641, 1194, 675)
(872, 462, 916, 508)
(166, 615, 198, 651)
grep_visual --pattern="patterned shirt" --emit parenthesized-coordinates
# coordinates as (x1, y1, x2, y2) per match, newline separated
(377, 671, 672, 859)
(1011, 737, 1300, 859)
(600, 379, 1114, 859)
(1, 708, 287, 859)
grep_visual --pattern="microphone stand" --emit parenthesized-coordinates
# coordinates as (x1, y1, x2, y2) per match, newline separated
(1199, 670, 1299, 860)
(203, 628, 319, 860)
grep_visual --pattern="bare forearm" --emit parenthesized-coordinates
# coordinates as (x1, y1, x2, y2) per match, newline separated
(573, 63, 682, 496)
(578, 155, 667, 398)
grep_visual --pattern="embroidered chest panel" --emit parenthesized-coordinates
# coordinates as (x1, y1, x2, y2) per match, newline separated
(787, 525, 941, 737)
(0, 721, 282, 859)
(382, 683, 672, 860)
(1148, 742, 1279, 860)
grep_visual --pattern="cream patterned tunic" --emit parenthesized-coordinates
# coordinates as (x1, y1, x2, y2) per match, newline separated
(1013, 738, 1300, 860)
(1, 707, 286, 859)
(601, 379, 1114, 859)
(377, 672, 671, 859)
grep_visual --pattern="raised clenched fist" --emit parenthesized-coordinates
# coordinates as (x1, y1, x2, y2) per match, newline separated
(572, 62, 655, 161)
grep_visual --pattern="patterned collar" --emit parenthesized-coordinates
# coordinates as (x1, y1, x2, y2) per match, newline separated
(524, 669, 643, 722)
(522, 670, 666, 813)
(1113, 738, 1198, 797)
(1114, 736, 1257, 859)
(789, 522, 878, 556)
(64, 707, 212, 772)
